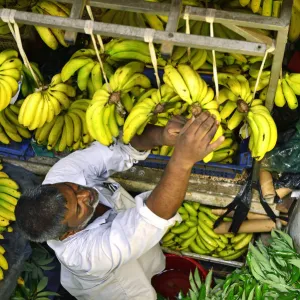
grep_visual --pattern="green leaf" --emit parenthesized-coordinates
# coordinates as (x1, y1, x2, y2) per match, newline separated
(36, 277, 48, 294)
(205, 269, 213, 297)
(37, 291, 60, 297)
(194, 268, 202, 290)
(288, 259, 300, 269)
(247, 287, 255, 300)
(189, 290, 197, 300)
(274, 230, 294, 250)
(10, 297, 26, 300)
(36, 256, 54, 266)
(189, 272, 198, 294)
(36, 298, 51, 300)
(40, 265, 55, 271)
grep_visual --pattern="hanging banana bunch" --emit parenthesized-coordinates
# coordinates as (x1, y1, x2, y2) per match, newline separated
(86, 61, 152, 146)
(34, 99, 93, 151)
(0, 49, 22, 111)
(162, 64, 223, 163)
(217, 74, 277, 161)
(31, 1, 70, 50)
(21, 62, 44, 98)
(18, 73, 76, 130)
(104, 39, 166, 67)
(61, 48, 115, 97)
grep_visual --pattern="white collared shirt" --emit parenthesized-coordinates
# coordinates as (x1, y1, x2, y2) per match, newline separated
(43, 141, 181, 300)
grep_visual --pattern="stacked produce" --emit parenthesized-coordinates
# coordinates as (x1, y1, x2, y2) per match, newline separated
(0, 170, 20, 281)
(86, 61, 152, 145)
(18, 73, 76, 130)
(61, 48, 114, 97)
(217, 73, 277, 161)
(0, 49, 22, 111)
(104, 39, 166, 67)
(180, 230, 300, 299)
(161, 202, 253, 261)
(289, 0, 300, 42)
(34, 99, 93, 151)
(273, 73, 300, 109)
(31, 1, 70, 50)
(21, 62, 44, 98)
(0, 101, 31, 144)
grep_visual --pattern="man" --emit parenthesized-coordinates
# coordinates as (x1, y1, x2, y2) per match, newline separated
(15, 112, 223, 300)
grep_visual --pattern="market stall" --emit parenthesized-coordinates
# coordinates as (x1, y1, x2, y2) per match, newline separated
(0, 0, 300, 299)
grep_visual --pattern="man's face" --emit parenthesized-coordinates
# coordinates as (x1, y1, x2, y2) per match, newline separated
(54, 182, 99, 230)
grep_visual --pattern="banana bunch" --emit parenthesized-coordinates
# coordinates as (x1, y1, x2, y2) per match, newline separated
(86, 61, 152, 145)
(152, 145, 175, 156)
(162, 202, 253, 261)
(34, 99, 93, 151)
(18, 73, 76, 130)
(123, 85, 180, 144)
(163, 64, 223, 162)
(99, 9, 167, 30)
(31, 1, 70, 50)
(0, 101, 31, 144)
(0, 244, 8, 280)
(273, 73, 299, 110)
(289, 2, 300, 42)
(21, 62, 44, 98)
(0, 171, 20, 227)
(0, 49, 22, 111)
(61, 48, 114, 96)
(104, 39, 166, 67)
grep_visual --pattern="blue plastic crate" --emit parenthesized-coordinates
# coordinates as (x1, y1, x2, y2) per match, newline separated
(0, 139, 35, 160)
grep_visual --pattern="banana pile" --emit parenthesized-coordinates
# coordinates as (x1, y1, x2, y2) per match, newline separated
(218, 74, 277, 160)
(0, 244, 8, 280)
(104, 39, 166, 67)
(86, 61, 152, 145)
(0, 101, 31, 144)
(31, 1, 70, 50)
(0, 49, 22, 111)
(0, 169, 19, 281)
(34, 99, 93, 151)
(274, 73, 299, 109)
(21, 62, 44, 98)
(18, 73, 76, 130)
(152, 145, 174, 156)
(61, 49, 114, 96)
(162, 202, 253, 261)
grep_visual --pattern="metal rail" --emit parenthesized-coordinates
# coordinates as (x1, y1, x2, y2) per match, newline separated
(0, 0, 293, 109)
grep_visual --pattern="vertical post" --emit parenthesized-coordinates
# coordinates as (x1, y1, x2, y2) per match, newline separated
(160, 0, 182, 58)
(64, 0, 86, 45)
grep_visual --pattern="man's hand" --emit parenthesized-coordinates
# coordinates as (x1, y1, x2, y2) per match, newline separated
(172, 111, 225, 168)
(161, 115, 187, 146)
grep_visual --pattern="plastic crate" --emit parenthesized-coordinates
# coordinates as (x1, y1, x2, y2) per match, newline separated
(0, 139, 35, 160)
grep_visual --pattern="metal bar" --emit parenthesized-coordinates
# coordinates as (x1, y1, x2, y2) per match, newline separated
(265, 30, 290, 111)
(222, 24, 274, 47)
(161, 247, 244, 268)
(64, 0, 86, 45)
(160, 0, 182, 57)
(1, 9, 266, 56)
(55, 0, 290, 31)
(183, 6, 287, 30)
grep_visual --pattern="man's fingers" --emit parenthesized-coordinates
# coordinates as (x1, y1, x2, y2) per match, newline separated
(207, 136, 225, 153)
(195, 115, 216, 139)
(170, 115, 187, 125)
(180, 116, 195, 134)
(187, 111, 210, 135)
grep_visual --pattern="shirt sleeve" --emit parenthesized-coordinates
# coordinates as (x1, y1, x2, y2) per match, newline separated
(62, 192, 182, 276)
(42, 141, 150, 185)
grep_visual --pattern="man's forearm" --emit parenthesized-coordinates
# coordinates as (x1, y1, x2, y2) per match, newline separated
(130, 125, 163, 151)
(146, 156, 192, 220)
